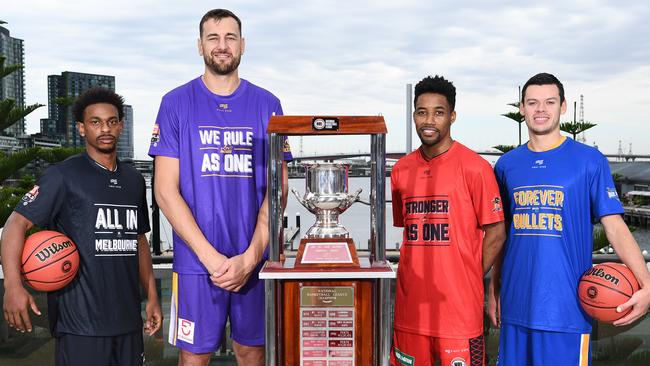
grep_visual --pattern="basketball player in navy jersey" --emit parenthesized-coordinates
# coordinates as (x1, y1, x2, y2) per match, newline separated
(1, 88, 162, 366)
(489, 73, 650, 365)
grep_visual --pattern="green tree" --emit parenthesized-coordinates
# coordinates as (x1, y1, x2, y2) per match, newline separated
(0, 44, 80, 227)
(560, 101, 596, 140)
(492, 144, 516, 153)
(0, 56, 44, 131)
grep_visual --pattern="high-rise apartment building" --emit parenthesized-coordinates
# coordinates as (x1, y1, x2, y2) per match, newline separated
(47, 71, 115, 146)
(118, 104, 134, 160)
(0, 24, 26, 137)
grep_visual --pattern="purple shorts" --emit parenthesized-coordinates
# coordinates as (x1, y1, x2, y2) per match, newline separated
(167, 270, 265, 354)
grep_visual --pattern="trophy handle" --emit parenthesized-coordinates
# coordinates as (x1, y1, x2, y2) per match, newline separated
(291, 188, 317, 210)
(349, 188, 371, 206)
(291, 188, 306, 206)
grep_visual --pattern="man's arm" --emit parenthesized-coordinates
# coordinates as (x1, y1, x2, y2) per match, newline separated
(1, 212, 40, 333)
(137, 234, 162, 335)
(487, 253, 503, 328)
(153, 156, 227, 275)
(601, 214, 650, 325)
(482, 221, 506, 275)
(213, 163, 288, 291)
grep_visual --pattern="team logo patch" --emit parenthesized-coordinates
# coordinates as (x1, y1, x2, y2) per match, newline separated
(177, 318, 195, 344)
(492, 197, 502, 212)
(394, 348, 415, 365)
(607, 187, 619, 199)
(532, 159, 547, 169)
(22, 185, 40, 205)
(283, 138, 292, 153)
(451, 357, 466, 366)
(150, 124, 160, 145)
(216, 103, 232, 112)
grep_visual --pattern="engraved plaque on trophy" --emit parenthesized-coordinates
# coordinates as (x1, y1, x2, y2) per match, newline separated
(291, 163, 361, 268)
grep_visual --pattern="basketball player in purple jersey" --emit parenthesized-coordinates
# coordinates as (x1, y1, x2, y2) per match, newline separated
(149, 9, 290, 366)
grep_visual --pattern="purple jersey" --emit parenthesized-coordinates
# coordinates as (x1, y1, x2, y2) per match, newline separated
(149, 77, 292, 274)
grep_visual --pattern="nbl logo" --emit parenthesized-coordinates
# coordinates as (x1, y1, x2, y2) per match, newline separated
(587, 286, 598, 299)
(451, 357, 467, 366)
(451, 358, 467, 366)
(61, 260, 73, 273)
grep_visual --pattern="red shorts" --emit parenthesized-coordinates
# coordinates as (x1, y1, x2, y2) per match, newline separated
(390, 329, 485, 366)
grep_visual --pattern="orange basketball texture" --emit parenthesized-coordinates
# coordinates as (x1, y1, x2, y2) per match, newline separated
(578, 263, 639, 323)
(21, 230, 79, 292)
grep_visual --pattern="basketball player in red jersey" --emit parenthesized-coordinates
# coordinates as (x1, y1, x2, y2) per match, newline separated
(390, 75, 506, 366)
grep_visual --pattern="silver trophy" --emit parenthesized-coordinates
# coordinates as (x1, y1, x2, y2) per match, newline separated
(291, 163, 362, 238)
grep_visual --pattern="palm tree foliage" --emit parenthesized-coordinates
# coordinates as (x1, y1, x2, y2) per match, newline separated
(0, 47, 81, 227)
(493, 144, 516, 153)
(560, 121, 597, 140)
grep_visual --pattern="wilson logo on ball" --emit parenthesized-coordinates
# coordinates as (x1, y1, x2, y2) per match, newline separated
(583, 267, 620, 285)
(34, 240, 74, 262)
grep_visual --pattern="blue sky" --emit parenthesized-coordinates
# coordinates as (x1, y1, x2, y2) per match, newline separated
(3, 0, 649, 159)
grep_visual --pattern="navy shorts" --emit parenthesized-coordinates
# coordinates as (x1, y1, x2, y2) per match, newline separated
(497, 323, 591, 366)
(55, 330, 144, 366)
(168, 270, 265, 354)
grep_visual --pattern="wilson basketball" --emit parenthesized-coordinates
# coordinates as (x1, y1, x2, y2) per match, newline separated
(578, 262, 639, 323)
(21, 230, 79, 292)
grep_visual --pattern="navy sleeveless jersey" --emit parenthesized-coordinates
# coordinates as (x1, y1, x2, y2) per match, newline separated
(494, 138, 624, 333)
(15, 153, 150, 336)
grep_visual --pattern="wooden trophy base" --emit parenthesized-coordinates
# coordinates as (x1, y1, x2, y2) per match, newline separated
(294, 237, 360, 269)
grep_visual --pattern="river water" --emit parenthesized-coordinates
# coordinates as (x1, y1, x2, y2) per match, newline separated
(148, 177, 650, 253)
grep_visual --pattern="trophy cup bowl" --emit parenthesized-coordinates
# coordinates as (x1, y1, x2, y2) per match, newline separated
(291, 163, 362, 238)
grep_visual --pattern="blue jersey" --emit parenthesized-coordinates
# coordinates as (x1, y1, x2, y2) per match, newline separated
(494, 138, 624, 333)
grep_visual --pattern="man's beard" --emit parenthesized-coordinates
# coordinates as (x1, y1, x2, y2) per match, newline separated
(204, 52, 241, 75)
(97, 144, 117, 154)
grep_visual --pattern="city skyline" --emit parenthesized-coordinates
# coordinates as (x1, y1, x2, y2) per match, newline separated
(2, 0, 649, 159)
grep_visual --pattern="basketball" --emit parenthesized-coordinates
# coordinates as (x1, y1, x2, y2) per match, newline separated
(578, 262, 639, 323)
(21, 230, 79, 292)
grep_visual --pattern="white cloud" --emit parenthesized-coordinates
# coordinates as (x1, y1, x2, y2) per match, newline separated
(2, 0, 649, 159)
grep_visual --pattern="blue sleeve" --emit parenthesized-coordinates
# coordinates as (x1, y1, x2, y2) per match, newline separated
(494, 161, 512, 220)
(590, 155, 624, 221)
(14, 166, 65, 228)
(148, 96, 180, 159)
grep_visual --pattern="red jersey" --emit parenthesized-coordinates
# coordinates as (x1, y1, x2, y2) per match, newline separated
(391, 142, 504, 338)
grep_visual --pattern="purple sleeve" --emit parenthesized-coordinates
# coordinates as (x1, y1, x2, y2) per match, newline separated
(148, 97, 180, 159)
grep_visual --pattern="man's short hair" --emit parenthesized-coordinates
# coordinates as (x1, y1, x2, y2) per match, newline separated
(200, 9, 242, 37)
(414, 75, 456, 111)
(521, 72, 565, 103)
(73, 88, 125, 122)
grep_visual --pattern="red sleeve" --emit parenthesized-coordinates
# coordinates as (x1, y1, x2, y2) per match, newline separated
(469, 159, 504, 226)
(391, 167, 404, 227)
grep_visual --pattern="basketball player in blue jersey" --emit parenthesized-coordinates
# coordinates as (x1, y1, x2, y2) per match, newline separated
(488, 73, 650, 365)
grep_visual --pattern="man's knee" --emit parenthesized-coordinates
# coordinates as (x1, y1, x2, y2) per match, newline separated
(178, 349, 211, 366)
(233, 341, 264, 366)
